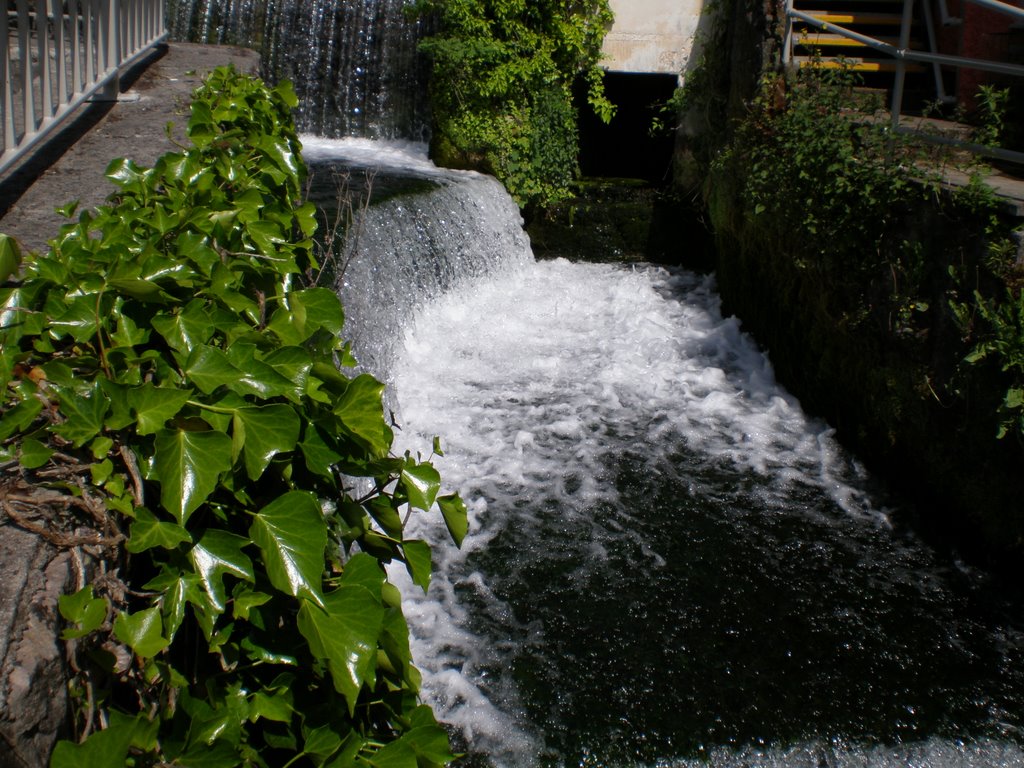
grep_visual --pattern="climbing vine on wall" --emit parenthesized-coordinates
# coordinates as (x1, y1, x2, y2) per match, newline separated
(0, 67, 465, 768)
(415, 0, 616, 209)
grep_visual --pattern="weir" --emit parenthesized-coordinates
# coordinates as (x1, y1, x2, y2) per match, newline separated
(303, 137, 1024, 768)
(166, 0, 431, 139)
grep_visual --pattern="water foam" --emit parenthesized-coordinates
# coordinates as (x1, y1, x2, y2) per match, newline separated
(388, 261, 1022, 766)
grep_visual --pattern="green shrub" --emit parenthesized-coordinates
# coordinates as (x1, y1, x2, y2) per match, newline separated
(0, 66, 465, 768)
(415, 0, 615, 209)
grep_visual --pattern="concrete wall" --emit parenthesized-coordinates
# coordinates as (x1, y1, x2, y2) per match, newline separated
(602, 0, 706, 74)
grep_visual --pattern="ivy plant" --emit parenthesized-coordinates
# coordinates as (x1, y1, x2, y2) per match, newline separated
(414, 0, 615, 209)
(0, 66, 466, 768)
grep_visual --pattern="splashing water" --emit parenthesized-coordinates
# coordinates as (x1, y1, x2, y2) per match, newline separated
(168, 0, 431, 139)
(305, 141, 1024, 768)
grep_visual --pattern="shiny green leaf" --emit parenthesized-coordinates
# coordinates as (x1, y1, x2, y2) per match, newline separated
(334, 374, 392, 457)
(0, 233, 21, 282)
(127, 383, 193, 435)
(400, 460, 441, 511)
(438, 493, 469, 548)
(184, 345, 243, 394)
(232, 404, 301, 480)
(58, 586, 108, 640)
(126, 507, 193, 553)
(189, 528, 255, 612)
(53, 383, 109, 447)
(296, 583, 384, 714)
(113, 606, 168, 658)
(402, 540, 432, 593)
(152, 427, 233, 524)
(18, 437, 53, 469)
(249, 491, 327, 607)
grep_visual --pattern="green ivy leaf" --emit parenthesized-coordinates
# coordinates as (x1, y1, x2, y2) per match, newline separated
(113, 606, 169, 659)
(183, 345, 244, 394)
(58, 586, 108, 640)
(400, 460, 441, 511)
(402, 540, 432, 593)
(53, 382, 109, 447)
(128, 383, 194, 435)
(152, 427, 233, 524)
(126, 507, 193, 553)
(152, 300, 213, 353)
(0, 233, 21, 283)
(49, 725, 133, 768)
(334, 374, 392, 457)
(402, 724, 457, 765)
(0, 396, 42, 441)
(144, 568, 205, 640)
(19, 437, 53, 469)
(299, 425, 343, 480)
(232, 404, 301, 480)
(367, 738, 417, 768)
(296, 583, 384, 715)
(438, 493, 469, 548)
(249, 688, 294, 723)
(189, 528, 255, 612)
(224, 343, 299, 401)
(249, 491, 327, 607)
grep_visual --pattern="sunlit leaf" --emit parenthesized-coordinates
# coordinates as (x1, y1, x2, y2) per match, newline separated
(232, 404, 300, 480)
(126, 507, 193, 553)
(0, 233, 21, 283)
(334, 374, 392, 457)
(152, 428, 233, 524)
(58, 586, 108, 640)
(400, 460, 441, 511)
(184, 345, 243, 394)
(113, 606, 168, 658)
(249, 491, 327, 607)
(189, 528, 255, 612)
(402, 540, 432, 593)
(152, 300, 213, 353)
(438, 493, 469, 548)
(128, 383, 194, 435)
(54, 382, 109, 447)
(296, 583, 383, 714)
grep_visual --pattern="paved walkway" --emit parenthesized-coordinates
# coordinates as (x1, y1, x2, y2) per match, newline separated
(0, 43, 259, 253)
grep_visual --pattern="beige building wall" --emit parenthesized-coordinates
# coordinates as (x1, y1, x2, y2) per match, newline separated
(601, 0, 706, 74)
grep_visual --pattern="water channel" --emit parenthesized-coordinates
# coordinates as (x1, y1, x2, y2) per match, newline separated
(302, 140, 1024, 768)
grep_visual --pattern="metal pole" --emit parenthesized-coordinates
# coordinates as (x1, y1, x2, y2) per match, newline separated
(890, 0, 916, 131)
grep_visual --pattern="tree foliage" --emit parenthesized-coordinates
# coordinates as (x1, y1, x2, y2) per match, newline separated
(415, 0, 615, 209)
(0, 67, 465, 768)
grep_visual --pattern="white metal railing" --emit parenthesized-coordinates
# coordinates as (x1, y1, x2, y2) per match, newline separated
(1, 0, 167, 176)
(783, 0, 1024, 164)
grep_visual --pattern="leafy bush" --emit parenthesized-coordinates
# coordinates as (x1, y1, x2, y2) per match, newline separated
(0, 67, 465, 768)
(415, 0, 615, 209)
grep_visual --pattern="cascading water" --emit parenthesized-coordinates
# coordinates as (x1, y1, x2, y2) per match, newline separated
(304, 140, 1024, 768)
(167, 0, 431, 139)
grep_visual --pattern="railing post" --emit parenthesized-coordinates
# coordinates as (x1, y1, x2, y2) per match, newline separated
(99, 0, 121, 100)
(0, 10, 15, 152)
(890, 0, 916, 130)
(16, 0, 36, 134)
(783, 0, 794, 66)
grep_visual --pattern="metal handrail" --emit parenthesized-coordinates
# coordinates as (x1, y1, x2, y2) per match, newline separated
(1, 0, 167, 177)
(784, 0, 1024, 164)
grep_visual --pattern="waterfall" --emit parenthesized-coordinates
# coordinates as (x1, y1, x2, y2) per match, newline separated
(303, 139, 1024, 768)
(167, 0, 432, 139)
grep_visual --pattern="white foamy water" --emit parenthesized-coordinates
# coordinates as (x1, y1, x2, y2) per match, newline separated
(301, 141, 1024, 768)
(386, 260, 1024, 767)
